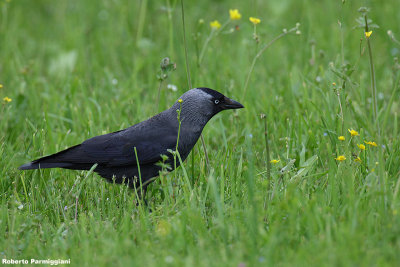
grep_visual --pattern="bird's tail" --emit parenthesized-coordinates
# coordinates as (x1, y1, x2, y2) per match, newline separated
(18, 144, 84, 170)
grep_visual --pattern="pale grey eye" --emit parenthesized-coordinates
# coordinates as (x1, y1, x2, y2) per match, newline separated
(214, 99, 220, 105)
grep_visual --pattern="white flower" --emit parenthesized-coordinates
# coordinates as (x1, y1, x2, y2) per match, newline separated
(165, 256, 174, 263)
(167, 84, 178, 91)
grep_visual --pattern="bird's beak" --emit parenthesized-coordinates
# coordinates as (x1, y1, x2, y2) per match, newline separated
(223, 96, 244, 109)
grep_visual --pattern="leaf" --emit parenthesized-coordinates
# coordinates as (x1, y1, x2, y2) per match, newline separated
(279, 159, 296, 175)
(290, 155, 318, 182)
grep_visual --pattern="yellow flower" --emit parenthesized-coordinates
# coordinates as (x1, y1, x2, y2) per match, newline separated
(0, 84, 3, 88)
(348, 129, 359, 137)
(364, 141, 377, 147)
(335, 155, 346, 161)
(365, 31, 372, 38)
(338, 136, 345, 141)
(354, 157, 362, 163)
(155, 219, 171, 237)
(357, 144, 366, 150)
(210, 20, 221, 29)
(229, 9, 241, 20)
(178, 99, 183, 103)
(332, 82, 336, 86)
(270, 159, 280, 164)
(249, 17, 261, 25)
(3, 96, 12, 103)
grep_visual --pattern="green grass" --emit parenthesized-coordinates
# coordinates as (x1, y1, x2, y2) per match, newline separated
(1, 0, 400, 266)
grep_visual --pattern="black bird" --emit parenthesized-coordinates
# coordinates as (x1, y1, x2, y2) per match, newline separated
(19, 88, 244, 195)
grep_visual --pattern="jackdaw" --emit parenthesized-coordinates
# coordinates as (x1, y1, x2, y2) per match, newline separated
(19, 88, 244, 194)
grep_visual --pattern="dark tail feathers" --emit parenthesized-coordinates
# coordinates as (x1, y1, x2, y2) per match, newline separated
(18, 144, 82, 170)
(18, 162, 74, 170)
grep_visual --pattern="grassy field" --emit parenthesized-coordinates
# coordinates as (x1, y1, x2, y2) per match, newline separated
(1, 0, 400, 266)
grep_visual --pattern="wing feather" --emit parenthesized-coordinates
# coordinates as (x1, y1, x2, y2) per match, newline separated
(79, 125, 178, 167)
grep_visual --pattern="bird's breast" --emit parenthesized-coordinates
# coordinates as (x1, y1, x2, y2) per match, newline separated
(176, 127, 203, 161)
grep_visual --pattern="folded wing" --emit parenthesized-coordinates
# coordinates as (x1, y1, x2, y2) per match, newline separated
(19, 124, 178, 170)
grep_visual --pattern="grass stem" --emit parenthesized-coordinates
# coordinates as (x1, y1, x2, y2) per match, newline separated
(242, 26, 299, 100)
(180, 0, 210, 170)
(364, 15, 379, 135)
(262, 114, 271, 191)
(156, 79, 163, 113)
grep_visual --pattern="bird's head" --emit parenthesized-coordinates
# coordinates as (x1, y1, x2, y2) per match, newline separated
(173, 88, 244, 123)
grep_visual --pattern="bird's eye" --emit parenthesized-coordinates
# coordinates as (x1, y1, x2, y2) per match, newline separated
(214, 99, 220, 105)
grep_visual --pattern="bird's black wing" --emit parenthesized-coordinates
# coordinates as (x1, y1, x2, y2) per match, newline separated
(18, 117, 179, 171)
(78, 124, 178, 167)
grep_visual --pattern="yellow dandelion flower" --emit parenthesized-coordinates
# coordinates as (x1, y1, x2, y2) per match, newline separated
(270, 159, 280, 164)
(357, 144, 366, 150)
(354, 157, 362, 163)
(348, 129, 359, 137)
(364, 141, 377, 147)
(155, 219, 171, 237)
(210, 20, 221, 29)
(365, 31, 372, 38)
(335, 155, 346, 161)
(0, 84, 3, 88)
(3, 96, 12, 103)
(178, 99, 183, 103)
(229, 9, 241, 20)
(249, 17, 261, 25)
(338, 136, 345, 141)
